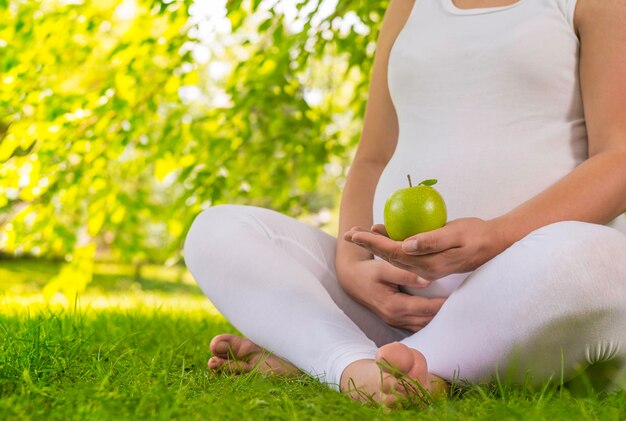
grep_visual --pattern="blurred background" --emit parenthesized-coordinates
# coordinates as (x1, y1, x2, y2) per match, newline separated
(0, 0, 388, 307)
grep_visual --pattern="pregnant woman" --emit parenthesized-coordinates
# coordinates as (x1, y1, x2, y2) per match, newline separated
(184, 0, 626, 405)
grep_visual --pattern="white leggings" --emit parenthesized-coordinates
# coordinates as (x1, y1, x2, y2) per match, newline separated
(183, 205, 626, 390)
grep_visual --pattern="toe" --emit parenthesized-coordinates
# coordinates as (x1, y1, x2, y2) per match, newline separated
(208, 336, 300, 378)
(210, 334, 263, 361)
(220, 359, 252, 375)
(208, 355, 252, 374)
(380, 372, 399, 395)
(208, 356, 226, 370)
(376, 342, 429, 392)
(376, 342, 415, 374)
(210, 333, 240, 357)
(406, 350, 428, 381)
(235, 338, 262, 358)
(382, 392, 399, 408)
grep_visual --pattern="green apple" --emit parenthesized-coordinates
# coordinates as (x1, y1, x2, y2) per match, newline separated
(383, 176, 447, 241)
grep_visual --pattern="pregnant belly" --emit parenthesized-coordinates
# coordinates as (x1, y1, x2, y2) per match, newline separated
(372, 140, 626, 238)
(372, 137, 578, 227)
(373, 150, 525, 226)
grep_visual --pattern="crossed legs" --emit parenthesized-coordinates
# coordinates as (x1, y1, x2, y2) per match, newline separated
(183, 205, 626, 400)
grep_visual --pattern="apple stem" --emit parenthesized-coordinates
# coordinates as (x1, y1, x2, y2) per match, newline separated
(407, 174, 413, 187)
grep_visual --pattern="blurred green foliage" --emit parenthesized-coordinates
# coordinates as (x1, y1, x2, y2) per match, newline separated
(0, 0, 388, 289)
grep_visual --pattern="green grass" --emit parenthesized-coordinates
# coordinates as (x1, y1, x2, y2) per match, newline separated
(1, 259, 625, 420)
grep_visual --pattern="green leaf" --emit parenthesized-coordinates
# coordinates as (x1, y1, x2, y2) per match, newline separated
(419, 179, 438, 187)
(1, 0, 389, 283)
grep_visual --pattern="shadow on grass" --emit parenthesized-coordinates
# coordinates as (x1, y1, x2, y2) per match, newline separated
(0, 257, 203, 297)
(90, 273, 204, 297)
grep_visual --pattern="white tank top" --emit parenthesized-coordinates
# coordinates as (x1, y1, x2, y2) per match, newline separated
(373, 0, 626, 235)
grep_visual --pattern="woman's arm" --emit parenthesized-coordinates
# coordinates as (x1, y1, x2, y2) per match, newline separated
(343, 0, 626, 281)
(492, 0, 626, 245)
(335, 0, 413, 272)
(335, 0, 449, 331)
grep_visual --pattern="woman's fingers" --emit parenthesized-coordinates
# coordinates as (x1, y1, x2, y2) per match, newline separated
(347, 230, 459, 279)
(383, 293, 445, 332)
(345, 225, 389, 242)
(405, 295, 446, 318)
(371, 224, 389, 236)
(349, 230, 400, 258)
(398, 316, 438, 333)
(401, 224, 462, 256)
(391, 293, 446, 318)
(378, 261, 430, 287)
(344, 226, 371, 241)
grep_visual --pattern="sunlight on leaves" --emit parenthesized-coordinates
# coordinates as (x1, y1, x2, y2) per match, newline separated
(42, 243, 96, 300)
(1, 0, 387, 292)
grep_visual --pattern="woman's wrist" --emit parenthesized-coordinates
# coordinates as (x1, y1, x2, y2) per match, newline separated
(487, 215, 522, 256)
(336, 242, 372, 267)
(335, 253, 370, 286)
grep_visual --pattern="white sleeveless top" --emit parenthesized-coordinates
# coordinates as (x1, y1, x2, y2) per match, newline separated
(373, 0, 626, 235)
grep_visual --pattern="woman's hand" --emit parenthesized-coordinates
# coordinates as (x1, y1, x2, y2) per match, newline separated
(336, 259, 446, 332)
(344, 218, 509, 281)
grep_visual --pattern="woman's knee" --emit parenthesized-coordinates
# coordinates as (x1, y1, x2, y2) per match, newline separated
(183, 204, 262, 271)
(524, 221, 626, 268)
(515, 220, 626, 303)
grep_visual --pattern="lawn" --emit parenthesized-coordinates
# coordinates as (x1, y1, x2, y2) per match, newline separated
(1, 259, 625, 420)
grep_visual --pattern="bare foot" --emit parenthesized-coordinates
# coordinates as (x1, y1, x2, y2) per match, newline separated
(340, 342, 446, 407)
(208, 334, 302, 377)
